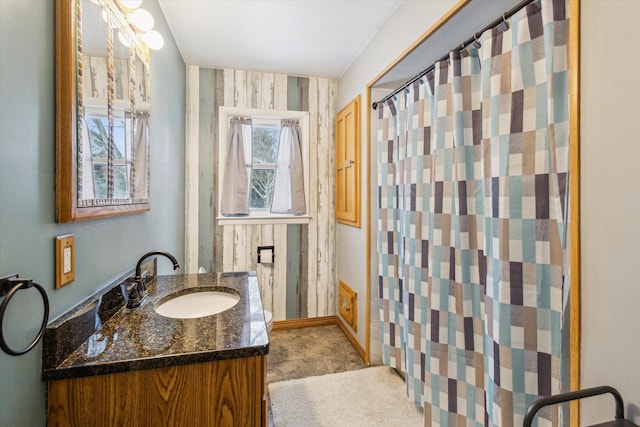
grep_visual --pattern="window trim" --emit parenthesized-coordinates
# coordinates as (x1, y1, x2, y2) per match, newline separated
(217, 106, 311, 225)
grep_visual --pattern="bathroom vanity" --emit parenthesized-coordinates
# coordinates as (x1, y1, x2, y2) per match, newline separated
(42, 271, 269, 426)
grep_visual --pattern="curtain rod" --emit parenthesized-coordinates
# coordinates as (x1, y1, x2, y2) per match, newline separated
(372, 0, 539, 110)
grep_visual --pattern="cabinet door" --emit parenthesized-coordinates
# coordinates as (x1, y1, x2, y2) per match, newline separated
(47, 356, 265, 426)
(335, 96, 360, 227)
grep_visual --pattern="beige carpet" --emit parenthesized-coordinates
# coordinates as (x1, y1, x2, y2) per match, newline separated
(268, 366, 423, 427)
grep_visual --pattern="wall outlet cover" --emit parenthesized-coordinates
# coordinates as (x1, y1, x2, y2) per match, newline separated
(55, 234, 75, 289)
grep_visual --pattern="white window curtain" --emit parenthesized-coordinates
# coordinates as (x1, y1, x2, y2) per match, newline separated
(80, 117, 96, 200)
(132, 114, 149, 200)
(271, 119, 305, 215)
(221, 117, 252, 215)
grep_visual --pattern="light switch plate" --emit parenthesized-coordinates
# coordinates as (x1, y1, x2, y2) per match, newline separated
(55, 234, 75, 289)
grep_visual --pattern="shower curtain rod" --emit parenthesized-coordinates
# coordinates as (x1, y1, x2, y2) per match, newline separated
(372, 0, 539, 110)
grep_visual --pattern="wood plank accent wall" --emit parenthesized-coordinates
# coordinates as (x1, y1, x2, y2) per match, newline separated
(184, 67, 199, 274)
(186, 68, 337, 321)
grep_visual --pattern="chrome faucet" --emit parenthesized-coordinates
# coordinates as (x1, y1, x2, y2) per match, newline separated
(126, 250, 181, 309)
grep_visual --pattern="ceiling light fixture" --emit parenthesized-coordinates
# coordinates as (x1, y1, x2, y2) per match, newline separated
(116, 0, 142, 10)
(117, 30, 132, 48)
(96, 0, 164, 51)
(101, 8, 119, 28)
(128, 8, 154, 32)
(141, 30, 164, 50)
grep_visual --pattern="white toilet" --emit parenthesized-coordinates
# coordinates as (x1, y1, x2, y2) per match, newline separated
(264, 309, 273, 333)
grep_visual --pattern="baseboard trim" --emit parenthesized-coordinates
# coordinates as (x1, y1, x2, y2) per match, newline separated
(272, 316, 367, 365)
(335, 317, 367, 364)
(272, 316, 336, 331)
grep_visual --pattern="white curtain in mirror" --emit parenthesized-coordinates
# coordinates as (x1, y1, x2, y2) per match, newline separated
(132, 115, 149, 200)
(80, 120, 95, 200)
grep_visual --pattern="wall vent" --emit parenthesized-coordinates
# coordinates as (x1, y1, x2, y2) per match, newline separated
(338, 280, 357, 332)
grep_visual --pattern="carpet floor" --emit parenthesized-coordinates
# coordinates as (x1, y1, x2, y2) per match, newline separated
(268, 366, 423, 427)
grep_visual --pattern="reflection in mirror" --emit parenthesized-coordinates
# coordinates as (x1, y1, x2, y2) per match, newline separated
(135, 51, 149, 105)
(79, 0, 108, 202)
(110, 22, 132, 201)
(56, 0, 152, 222)
(78, 0, 149, 207)
(132, 51, 150, 200)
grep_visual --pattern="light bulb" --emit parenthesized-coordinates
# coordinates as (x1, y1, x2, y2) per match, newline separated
(128, 8, 154, 32)
(142, 30, 164, 50)
(117, 0, 142, 10)
(101, 9, 118, 28)
(117, 31, 132, 48)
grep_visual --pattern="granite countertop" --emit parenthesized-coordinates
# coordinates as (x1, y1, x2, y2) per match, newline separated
(42, 271, 269, 381)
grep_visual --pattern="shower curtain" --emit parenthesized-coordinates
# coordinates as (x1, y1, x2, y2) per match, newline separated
(377, 1, 569, 425)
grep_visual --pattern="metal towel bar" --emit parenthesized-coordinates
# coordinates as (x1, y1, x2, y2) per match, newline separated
(0, 274, 49, 356)
(524, 385, 639, 427)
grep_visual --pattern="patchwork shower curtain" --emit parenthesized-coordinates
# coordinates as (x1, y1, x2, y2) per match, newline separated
(377, 1, 569, 425)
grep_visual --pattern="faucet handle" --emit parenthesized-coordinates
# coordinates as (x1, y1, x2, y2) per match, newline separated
(125, 281, 142, 309)
(137, 271, 151, 294)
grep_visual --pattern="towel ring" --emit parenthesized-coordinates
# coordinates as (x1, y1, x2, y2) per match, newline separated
(0, 277, 49, 356)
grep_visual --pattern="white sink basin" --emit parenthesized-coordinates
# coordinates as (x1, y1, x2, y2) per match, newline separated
(154, 290, 240, 319)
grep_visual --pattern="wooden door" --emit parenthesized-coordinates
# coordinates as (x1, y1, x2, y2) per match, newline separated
(335, 96, 360, 227)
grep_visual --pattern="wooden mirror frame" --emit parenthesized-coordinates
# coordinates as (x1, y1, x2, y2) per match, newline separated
(55, 0, 150, 222)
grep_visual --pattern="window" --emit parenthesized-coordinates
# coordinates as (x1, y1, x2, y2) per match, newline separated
(250, 120, 280, 209)
(218, 107, 310, 225)
(82, 106, 134, 200)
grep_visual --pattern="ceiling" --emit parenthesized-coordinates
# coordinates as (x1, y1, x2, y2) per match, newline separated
(158, 0, 528, 91)
(158, 0, 402, 79)
(375, 0, 523, 89)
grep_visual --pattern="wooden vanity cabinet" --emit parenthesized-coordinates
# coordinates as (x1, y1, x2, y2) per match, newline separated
(47, 355, 267, 427)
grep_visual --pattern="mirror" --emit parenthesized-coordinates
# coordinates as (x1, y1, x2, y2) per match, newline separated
(56, 0, 150, 222)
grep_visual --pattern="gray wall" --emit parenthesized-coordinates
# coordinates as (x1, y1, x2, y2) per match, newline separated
(336, 0, 458, 353)
(0, 1, 185, 425)
(580, 1, 640, 423)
